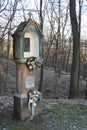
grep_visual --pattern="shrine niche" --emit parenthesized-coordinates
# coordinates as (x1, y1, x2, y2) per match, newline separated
(12, 19, 43, 59)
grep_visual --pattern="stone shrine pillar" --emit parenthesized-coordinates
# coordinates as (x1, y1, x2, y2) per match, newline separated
(12, 19, 43, 120)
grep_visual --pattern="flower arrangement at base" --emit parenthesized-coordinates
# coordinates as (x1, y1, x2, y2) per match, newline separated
(28, 90, 40, 119)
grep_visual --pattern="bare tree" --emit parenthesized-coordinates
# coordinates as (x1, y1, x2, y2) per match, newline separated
(0, 0, 19, 94)
(20, 0, 26, 21)
(66, 36, 72, 72)
(38, 0, 43, 92)
(44, 0, 70, 74)
(0, 0, 9, 13)
(0, 0, 19, 56)
(61, 5, 69, 70)
(69, 0, 82, 98)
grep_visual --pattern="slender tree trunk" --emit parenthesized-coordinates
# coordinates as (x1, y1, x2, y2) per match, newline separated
(66, 37, 72, 72)
(38, 0, 43, 92)
(57, 0, 61, 77)
(69, 0, 80, 98)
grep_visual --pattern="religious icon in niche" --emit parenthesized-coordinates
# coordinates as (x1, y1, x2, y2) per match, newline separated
(24, 38, 30, 52)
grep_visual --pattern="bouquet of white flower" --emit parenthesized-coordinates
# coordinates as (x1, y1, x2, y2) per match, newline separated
(28, 90, 40, 119)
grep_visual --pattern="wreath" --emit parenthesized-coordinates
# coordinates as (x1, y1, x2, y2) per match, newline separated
(26, 57, 42, 71)
(26, 57, 37, 71)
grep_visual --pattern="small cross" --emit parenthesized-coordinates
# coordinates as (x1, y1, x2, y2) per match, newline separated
(28, 12, 32, 19)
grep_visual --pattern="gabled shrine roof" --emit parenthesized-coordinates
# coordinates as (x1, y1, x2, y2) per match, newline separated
(12, 19, 43, 37)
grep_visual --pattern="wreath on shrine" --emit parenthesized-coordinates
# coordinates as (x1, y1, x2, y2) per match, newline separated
(26, 57, 42, 71)
(26, 57, 37, 71)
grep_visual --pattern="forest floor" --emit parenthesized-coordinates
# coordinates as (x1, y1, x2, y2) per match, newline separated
(0, 58, 87, 130)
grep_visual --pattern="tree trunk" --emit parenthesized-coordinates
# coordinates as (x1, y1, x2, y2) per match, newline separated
(69, 0, 80, 98)
(38, 0, 43, 92)
(66, 37, 72, 72)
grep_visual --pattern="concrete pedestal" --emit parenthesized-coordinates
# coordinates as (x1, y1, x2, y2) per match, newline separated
(14, 60, 42, 120)
(14, 93, 42, 120)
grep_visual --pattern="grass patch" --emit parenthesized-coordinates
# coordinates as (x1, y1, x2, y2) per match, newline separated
(9, 125, 29, 130)
(9, 122, 40, 130)
(1, 103, 87, 130)
(50, 104, 87, 119)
